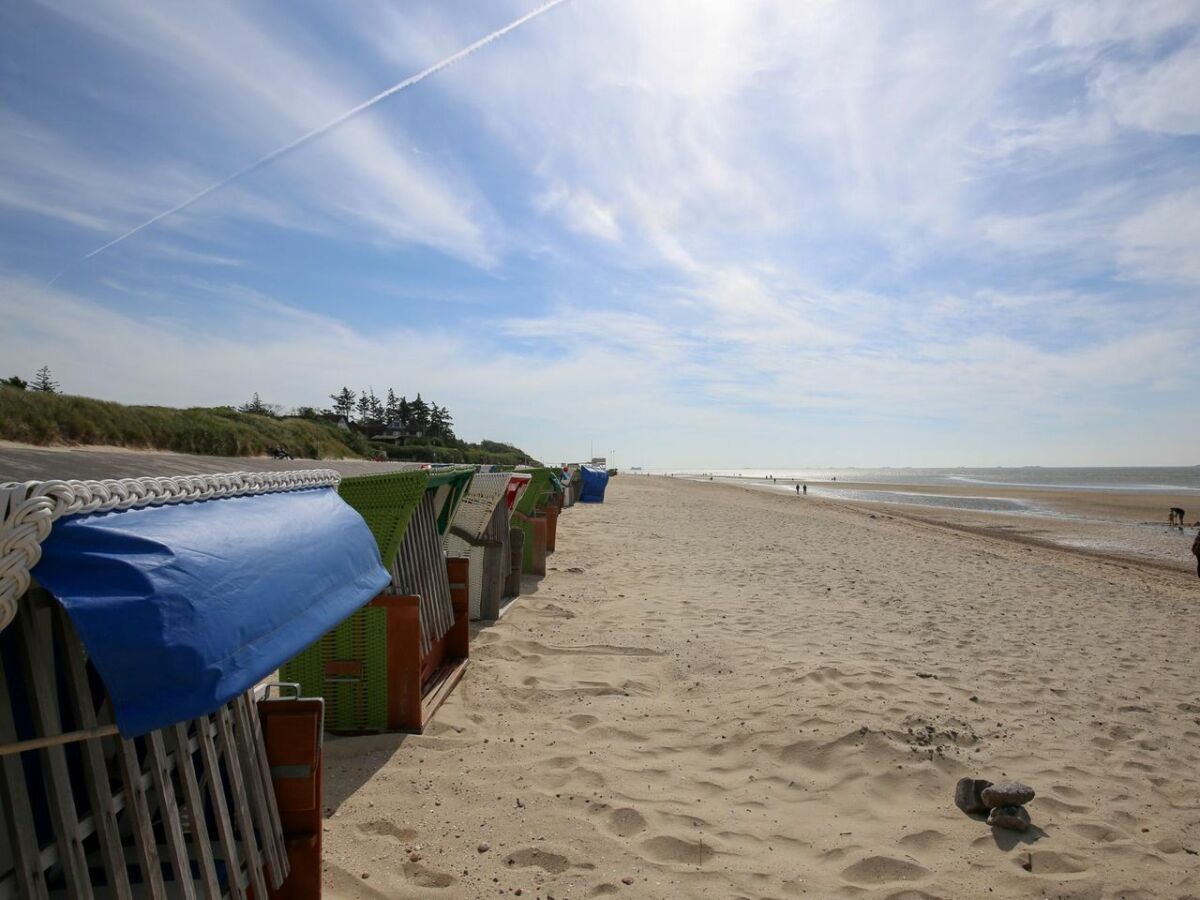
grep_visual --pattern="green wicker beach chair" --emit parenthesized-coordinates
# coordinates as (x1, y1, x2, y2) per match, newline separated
(513, 466, 559, 574)
(281, 466, 475, 733)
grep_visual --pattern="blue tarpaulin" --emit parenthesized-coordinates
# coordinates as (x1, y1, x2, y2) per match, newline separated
(579, 465, 609, 503)
(32, 487, 389, 736)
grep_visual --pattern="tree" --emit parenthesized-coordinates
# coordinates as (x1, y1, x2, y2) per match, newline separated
(31, 366, 59, 393)
(238, 392, 279, 416)
(429, 403, 455, 440)
(329, 387, 356, 420)
(409, 394, 430, 436)
(2, 376, 27, 390)
(384, 388, 399, 425)
(355, 390, 372, 424)
(397, 395, 411, 432)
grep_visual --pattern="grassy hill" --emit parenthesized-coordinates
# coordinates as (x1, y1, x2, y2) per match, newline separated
(0, 388, 538, 464)
(0, 387, 368, 458)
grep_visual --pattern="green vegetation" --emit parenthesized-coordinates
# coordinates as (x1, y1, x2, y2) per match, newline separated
(0, 387, 538, 463)
(374, 439, 535, 467)
(0, 388, 369, 458)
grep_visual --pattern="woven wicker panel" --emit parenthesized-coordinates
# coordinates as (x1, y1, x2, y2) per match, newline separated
(514, 468, 555, 572)
(392, 493, 453, 655)
(425, 467, 475, 535)
(280, 605, 389, 733)
(448, 472, 512, 541)
(514, 468, 554, 516)
(337, 471, 429, 566)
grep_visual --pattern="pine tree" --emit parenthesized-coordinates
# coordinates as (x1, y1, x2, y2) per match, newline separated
(429, 404, 455, 440)
(238, 392, 277, 416)
(31, 366, 59, 393)
(409, 394, 430, 436)
(329, 387, 356, 420)
(368, 391, 385, 429)
(397, 396, 411, 432)
(385, 388, 399, 425)
(437, 404, 455, 439)
(355, 390, 373, 424)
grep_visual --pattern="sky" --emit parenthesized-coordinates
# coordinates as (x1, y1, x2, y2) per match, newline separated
(1, 0, 1198, 467)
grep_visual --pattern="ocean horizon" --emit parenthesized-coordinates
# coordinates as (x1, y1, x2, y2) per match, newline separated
(643, 466, 1200, 494)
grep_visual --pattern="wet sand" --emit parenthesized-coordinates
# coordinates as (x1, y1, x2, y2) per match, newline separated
(717, 476, 1200, 573)
(321, 475, 1200, 898)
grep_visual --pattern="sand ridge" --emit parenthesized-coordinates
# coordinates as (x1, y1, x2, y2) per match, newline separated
(322, 475, 1200, 898)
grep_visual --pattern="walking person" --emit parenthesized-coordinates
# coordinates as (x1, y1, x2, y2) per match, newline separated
(1193, 528, 1200, 579)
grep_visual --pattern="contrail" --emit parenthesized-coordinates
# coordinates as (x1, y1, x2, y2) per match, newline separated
(46, 0, 570, 284)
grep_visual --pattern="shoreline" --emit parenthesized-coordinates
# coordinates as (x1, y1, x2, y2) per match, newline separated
(672, 474, 1200, 574)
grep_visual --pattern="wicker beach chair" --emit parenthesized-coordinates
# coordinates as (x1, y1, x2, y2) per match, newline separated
(282, 466, 475, 733)
(512, 467, 560, 576)
(0, 470, 386, 899)
(445, 472, 532, 620)
(580, 464, 610, 502)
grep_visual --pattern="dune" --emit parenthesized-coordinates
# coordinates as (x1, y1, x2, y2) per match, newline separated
(322, 475, 1200, 898)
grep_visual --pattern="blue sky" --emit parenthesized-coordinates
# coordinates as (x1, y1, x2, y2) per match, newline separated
(1, 0, 1198, 467)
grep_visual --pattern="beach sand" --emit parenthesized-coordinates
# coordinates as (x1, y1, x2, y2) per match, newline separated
(322, 475, 1200, 899)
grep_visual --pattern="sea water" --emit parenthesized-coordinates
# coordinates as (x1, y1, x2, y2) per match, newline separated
(656, 467, 1200, 494)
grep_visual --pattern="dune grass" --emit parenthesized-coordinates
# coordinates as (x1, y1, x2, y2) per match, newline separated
(0, 388, 368, 459)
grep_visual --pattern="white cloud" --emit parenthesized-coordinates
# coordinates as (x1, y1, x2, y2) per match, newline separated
(535, 184, 621, 242)
(1092, 37, 1200, 135)
(1116, 188, 1200, 283)
(24, 0, 500, 265)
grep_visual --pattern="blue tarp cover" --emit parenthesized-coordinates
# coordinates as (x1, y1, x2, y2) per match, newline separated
(579, 465, 609, 503)
(32, 487, 389, 736)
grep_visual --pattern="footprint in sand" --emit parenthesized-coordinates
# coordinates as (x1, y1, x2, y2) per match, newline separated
(640, 834, 716, 865)
(897, 829, 947, 852)
(604, 806, 647, 837)
(840, 855, 930, 887)
(1071, 822, 1128, 843)
(402, 861, 456, 888)
(1015, 850, 1090, 876)
(504, 847, 571, 874)
(356, 820, 419, 843)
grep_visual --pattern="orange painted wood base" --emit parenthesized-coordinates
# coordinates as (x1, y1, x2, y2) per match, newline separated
(545, 503, 559, 553)
(366, 557, 470, 733)
(260, 695, 325, 900)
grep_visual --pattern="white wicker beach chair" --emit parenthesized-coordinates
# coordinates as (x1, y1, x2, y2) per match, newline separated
(0, 470, 374, 899)
(445, 472, 531, 620)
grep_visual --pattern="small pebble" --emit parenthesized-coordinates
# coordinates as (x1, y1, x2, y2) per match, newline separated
(622, 876, 635, 885)
(478, 842, 491, 853)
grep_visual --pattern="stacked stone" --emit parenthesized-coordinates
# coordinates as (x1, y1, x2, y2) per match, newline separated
(954, 778, 1035, 832)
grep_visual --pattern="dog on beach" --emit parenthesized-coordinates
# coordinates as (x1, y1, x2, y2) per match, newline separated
(1169, 507, 1185, 527)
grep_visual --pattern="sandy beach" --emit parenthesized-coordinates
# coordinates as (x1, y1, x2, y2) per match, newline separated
(320, 475, 1200, 899)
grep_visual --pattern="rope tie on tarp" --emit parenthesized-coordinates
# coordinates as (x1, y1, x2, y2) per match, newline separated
(0, 469, 341, 633)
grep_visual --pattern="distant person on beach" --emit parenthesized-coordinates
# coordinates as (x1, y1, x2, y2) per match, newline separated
(1193, 529, 1200, 578)
(795, 484, 800, 495)
(803, 483, 807, 495)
